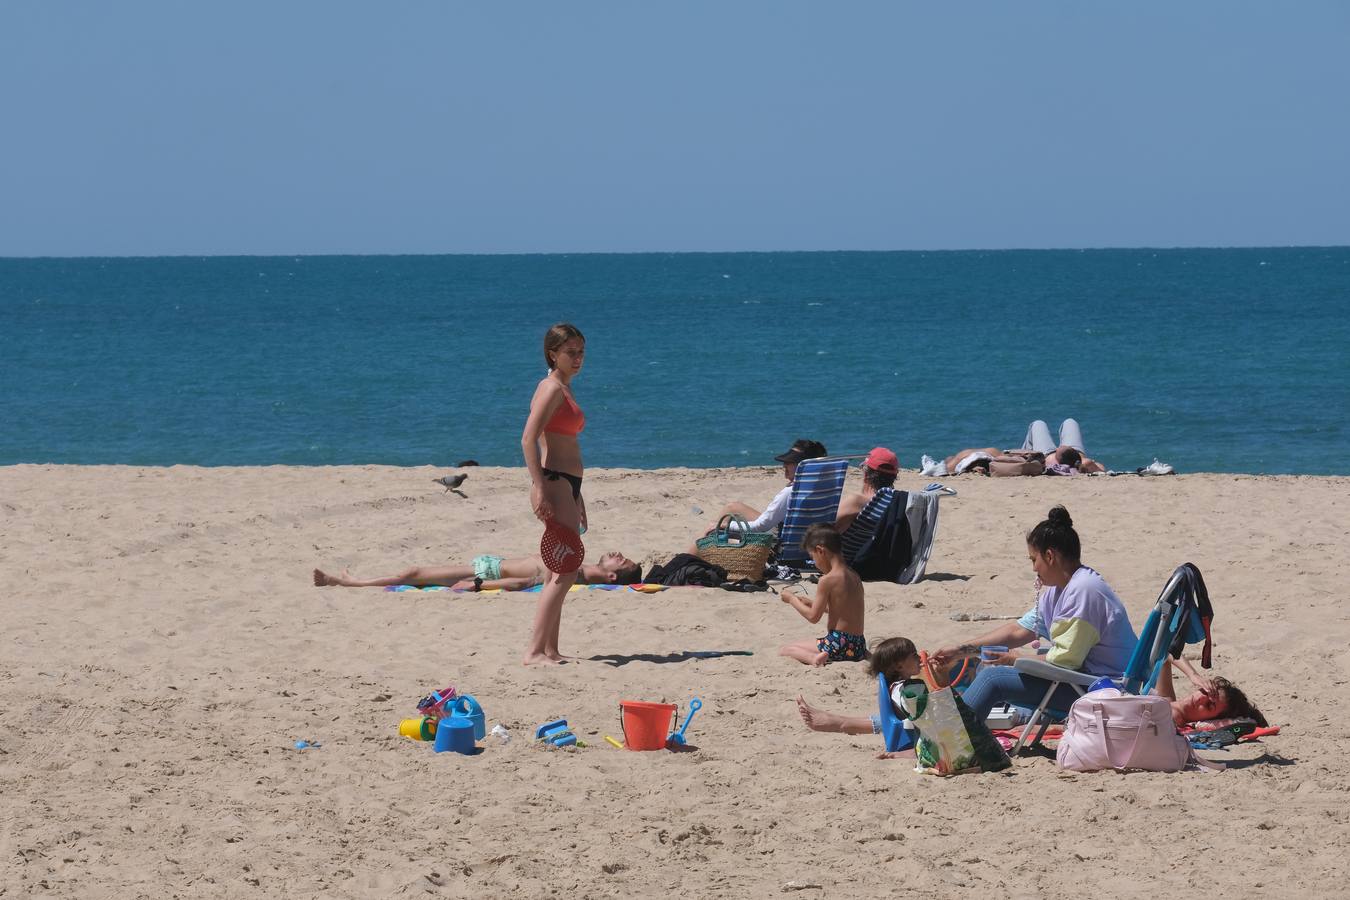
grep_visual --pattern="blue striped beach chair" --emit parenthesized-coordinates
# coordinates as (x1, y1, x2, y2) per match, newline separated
(774, 457, 850, 569)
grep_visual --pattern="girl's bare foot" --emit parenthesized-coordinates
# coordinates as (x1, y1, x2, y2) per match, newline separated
(522, 652, 564, 666)
(797, 695, 846, 733)
(810, 651, 829, 667)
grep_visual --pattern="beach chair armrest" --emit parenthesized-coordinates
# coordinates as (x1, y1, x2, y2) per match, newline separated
(1013, 657, 1099, 687)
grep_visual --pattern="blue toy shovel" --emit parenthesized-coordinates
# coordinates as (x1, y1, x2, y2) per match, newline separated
(666, 698, 702, 747)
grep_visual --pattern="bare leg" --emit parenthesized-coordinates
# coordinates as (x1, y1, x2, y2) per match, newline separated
(1023, 420, 1055, 454)
(1057, 418, 1086, 453)
(524, 477, 581, 666)
(718, 501, 761, 520)
(796, 695, 875, 734)
(314, 565, 473, 588)
(780, 638, 829, 667)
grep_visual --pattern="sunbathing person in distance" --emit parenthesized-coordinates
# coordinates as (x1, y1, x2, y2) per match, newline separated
(921, 418, 1105, 476)
(314, 550, 641, 592)
(1023, 418, 1105, 473)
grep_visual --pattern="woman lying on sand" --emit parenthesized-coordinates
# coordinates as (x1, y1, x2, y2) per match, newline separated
(314, 550, 640, 592)
(1154, 656, 1267, 728)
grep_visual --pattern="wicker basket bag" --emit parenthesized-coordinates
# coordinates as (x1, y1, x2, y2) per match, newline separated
(695, 514, 776, 581)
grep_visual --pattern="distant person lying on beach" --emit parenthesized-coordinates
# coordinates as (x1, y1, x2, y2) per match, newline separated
(919, 418, 1105, 476)
(688, 438, 827, 552)
(778, 525, 866, 666)
(1022, 418, 1105, 474)
(313, 550, 641, 592)
(796, 636, 921, 758)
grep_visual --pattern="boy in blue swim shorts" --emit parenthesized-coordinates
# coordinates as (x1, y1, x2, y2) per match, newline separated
(779, 524, 867, 666)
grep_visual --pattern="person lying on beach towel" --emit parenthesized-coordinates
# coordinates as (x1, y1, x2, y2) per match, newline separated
(313, 549, 641, 592)
(1022, 418, 1106, 474)
(919, 418, 1106, 476)
(1153, 656, 1268, 729)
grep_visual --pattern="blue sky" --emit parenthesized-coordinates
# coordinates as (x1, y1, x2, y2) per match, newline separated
(3, 2, 1347, 255)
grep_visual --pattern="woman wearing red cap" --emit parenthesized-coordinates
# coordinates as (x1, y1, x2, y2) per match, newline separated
(836, 446, 899, 564)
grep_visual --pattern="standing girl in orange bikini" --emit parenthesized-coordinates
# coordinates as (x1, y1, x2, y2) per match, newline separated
(520, 323, 588, 665)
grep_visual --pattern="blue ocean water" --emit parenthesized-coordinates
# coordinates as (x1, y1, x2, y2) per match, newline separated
(1, 249, 1347, 474)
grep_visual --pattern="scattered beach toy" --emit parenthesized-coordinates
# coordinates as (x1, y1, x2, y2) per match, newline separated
(434, 717, 477, 754)
(666, 698, 703, 747)
(432, 473, 468, 492)
(416, 684, 459, 719)
(399, 717, 437, 741)
(293, 739, 321, 750)
(446, 695, 486, 740)
(604, 735, 624, 749)
(619, 700, 679, 751)
(536, 719, 580, 748)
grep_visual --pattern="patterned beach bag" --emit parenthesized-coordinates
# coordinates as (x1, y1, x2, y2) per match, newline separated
(695, 514, 775, 580)
(893, 656, 1011, 776)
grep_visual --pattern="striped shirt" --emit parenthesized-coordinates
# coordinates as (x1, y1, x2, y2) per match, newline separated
(840, 487, 894, 564)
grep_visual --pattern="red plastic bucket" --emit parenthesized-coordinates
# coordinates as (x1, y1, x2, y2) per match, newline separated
(619, 700, 678, 751)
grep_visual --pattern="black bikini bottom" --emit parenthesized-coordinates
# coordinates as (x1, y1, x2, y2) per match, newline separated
(542, 467, 582, 500)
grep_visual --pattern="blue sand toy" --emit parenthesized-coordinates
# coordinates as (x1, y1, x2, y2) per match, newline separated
(666, 698, 702, 747)
(449, 695, 486, 740)
(536, 718, 578, 748)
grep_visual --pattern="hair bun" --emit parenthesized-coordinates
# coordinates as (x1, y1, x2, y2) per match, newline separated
(1047, 505, 1073, 528)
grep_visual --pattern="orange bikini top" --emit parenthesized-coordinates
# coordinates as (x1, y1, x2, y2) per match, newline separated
(544, 391, 585, 436)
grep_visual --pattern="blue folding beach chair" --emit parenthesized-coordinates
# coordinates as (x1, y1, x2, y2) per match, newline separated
(1119, 563, 1214, 695)
(877, 672, 915, 753)
(774, 457, 850, 570)
(1010, 562, 1215, 754)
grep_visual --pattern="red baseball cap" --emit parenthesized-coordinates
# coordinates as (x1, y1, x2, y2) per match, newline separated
(864, 446, 899, 474)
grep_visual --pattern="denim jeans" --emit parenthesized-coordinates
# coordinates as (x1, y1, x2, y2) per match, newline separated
(962, 664, 1084, 722)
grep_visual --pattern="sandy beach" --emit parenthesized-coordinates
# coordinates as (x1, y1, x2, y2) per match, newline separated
(3, 463, 1348, 898)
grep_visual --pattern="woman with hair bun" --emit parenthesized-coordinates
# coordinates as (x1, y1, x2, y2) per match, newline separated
(932, 505, 1137, 722)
